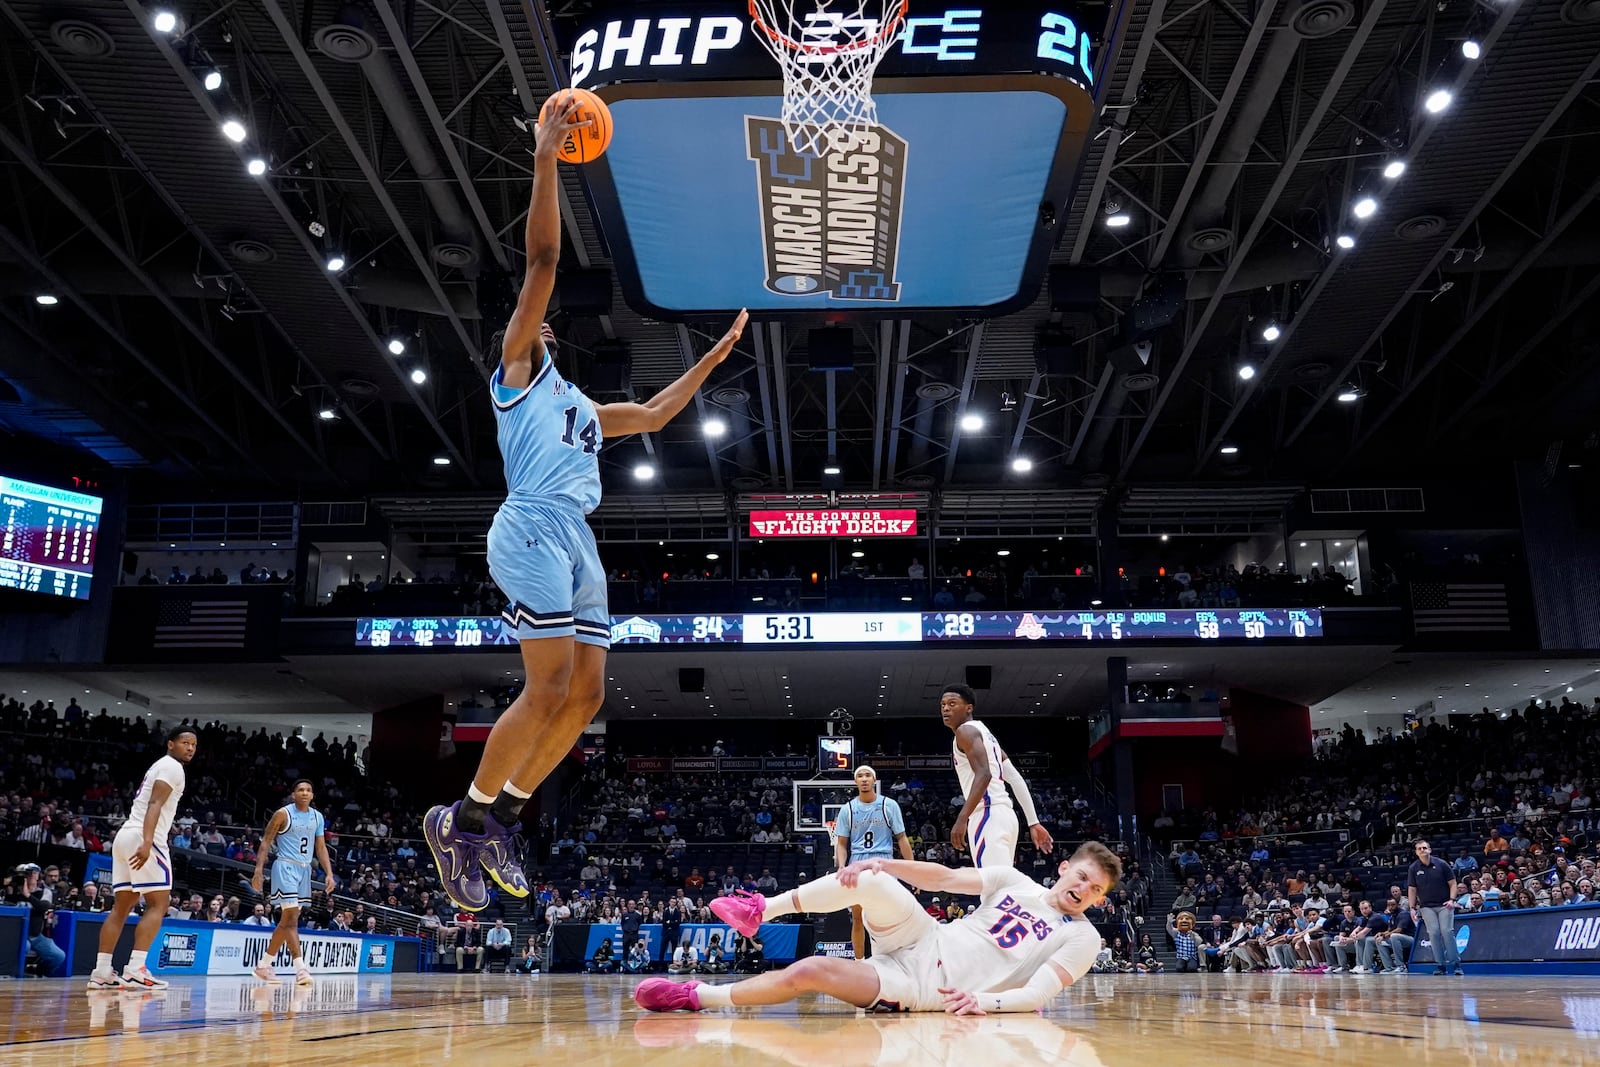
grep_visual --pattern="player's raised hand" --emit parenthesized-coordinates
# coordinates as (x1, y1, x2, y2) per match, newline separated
(534, 90, 593, 159)
(708, 309, 750, 364)
(937, 987, 987, 1016)
(1030, 823, 1054, 854)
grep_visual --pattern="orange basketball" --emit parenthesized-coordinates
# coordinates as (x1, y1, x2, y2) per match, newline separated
(538, 88, 613, 164)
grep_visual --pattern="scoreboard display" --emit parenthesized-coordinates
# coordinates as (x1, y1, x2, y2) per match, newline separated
(0, 474, 101, 600)
(356, 608, 1322, 648)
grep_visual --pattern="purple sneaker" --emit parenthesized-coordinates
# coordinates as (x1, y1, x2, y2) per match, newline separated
(479, 813, 530, 898)
(709, 889, 765, 938)
(634, 978, 702, 1013)
(422, 802, 489, 912)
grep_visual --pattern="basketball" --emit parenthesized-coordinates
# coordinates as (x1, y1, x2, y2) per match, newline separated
(538, 88, 613, 164)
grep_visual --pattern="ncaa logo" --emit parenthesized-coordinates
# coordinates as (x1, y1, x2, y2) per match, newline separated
(1454, 924, 1471, 956)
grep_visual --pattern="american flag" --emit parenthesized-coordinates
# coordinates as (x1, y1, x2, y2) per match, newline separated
(153, 598, 249, 648)
(1410, 582, 1510, 633)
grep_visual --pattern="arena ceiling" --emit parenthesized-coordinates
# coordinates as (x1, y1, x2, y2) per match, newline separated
(2, 0, 1599, 498)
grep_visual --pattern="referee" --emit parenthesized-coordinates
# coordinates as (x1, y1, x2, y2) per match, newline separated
(1406, 839, 1462, 975)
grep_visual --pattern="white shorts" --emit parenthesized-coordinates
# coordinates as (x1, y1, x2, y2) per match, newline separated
(857, 872, 943, 1012)
(111, 827, 173, 895)
(967, 797, 1019, 868)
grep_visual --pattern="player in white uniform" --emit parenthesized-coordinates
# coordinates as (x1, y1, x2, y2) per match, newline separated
(834, 765, 915, 959)
(88, 726, 197, 989)
(634, 841, 1120, 1015)
(941, 684, 1053, 868)
(250, 779, 337, 985)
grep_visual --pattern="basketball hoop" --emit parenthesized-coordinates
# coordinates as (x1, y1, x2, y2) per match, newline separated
(748, 0, 907, 156)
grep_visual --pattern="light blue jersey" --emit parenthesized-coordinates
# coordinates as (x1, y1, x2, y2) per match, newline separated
(835, 795, 905, 860)
(273, 805, 325, 866)
(491, 351, 602, 515)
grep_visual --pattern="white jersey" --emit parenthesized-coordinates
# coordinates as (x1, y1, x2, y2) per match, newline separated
(953, 719, 1013, 809)
(935, 867, 1099, 993)
(122, 754, 186, 844)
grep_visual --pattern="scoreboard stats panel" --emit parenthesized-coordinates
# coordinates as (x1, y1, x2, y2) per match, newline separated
(356, 608, 1322, 648)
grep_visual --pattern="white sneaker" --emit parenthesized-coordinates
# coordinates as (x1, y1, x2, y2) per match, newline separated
(253, 962, 281, 983)
(87, 968, 126, 989)
(294, 967, 314, 986)
(1352, 966, 1369, 974)
(121, 966, 168, 990)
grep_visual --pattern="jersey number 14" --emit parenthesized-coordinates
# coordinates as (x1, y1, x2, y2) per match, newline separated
(560, 406, 600, 455)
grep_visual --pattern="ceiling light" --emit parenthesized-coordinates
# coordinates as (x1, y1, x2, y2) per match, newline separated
(221, 120, 247, 143)
(1424, 89, 1453, 114)
(1090, 599, 1102, 606)
(705, 552, 719, 560)
(203, 69, 223, 92)
(1011, 457, 1033, 472)
(1160, 534, 1169, 542)
(851, 550, 865, 558)
(246, 157, 268, 176)
(997, 550, 1011, 557)
(34, 294, 59, 306)
(318, 408, 337, 421)
(1382, 160, 1406, 180)
(1261, 324, 1281, 342)
(1461, 39, 1481, 60)
(1219, 444, 1240, 455)
(1105, 213, 1132, 229)
(823, 464, 841, 476)
(1337, 388, 1361, 403)
(388, 339, 406, 355)
(1352, 197, 1378, 219)
(1238, 364, 1256, 381)
(432, 456, 450, 466)
(959, 413, 984, 432)
(153, 11, 179, 34)
(633, 463, 655, 481)
(409, 368, 427, 385)
(703, 418, 727, 438)
(326, 255, 346, 272)
(1336, 234, 1356, 250)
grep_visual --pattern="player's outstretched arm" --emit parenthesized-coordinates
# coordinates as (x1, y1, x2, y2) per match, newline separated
(950, 723, 992, 851)
(839, 857, 982, 896)
(998, 758, 1053, 854)
(251, 809, 287, 893)
(596, 310, 748, 437)
(939, 962, 1071, 1015)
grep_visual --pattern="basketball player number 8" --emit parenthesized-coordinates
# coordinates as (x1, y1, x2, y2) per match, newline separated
(862, 831, 874, 850)
(560, 406, 600, 455)
(987, 916, 1027, 949)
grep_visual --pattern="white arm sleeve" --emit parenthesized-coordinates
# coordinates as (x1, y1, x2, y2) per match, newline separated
(999, 759, 1041, 826)
(978, 965, 1065, 1013)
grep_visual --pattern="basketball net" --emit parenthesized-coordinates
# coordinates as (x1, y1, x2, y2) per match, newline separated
(748, 0, 907, 157)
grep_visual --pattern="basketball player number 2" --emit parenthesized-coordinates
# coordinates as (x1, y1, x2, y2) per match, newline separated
(987, 916, 1027, 949)
(560, 406, 600, 455)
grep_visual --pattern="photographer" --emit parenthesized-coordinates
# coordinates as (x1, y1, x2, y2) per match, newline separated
(6, 864, 66, 976)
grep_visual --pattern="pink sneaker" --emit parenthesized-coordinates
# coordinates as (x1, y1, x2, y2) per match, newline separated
(709, 890, 765, 938)
(633, 978, 702, 1013)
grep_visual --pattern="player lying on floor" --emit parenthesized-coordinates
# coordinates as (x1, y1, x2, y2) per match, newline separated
(635, 841, 1120, 1015)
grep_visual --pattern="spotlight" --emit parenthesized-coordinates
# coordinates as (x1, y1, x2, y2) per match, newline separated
(1383, 160, 1406, 180)
(221, 120, 247, 143)
(1352, 197, 1378, 219)
(705, 552, 719, 561)
(1424, 89, 1453, 114)
(1105, 213, 1132, 229)
(1261, 323, 1281, 342)
(959, 413, 985, 432)
(1336, 234, 1356, 250)
(1160, 534, 1169, 542)
(318, 408, 338, 421)
(153, 11, 179, 34)
(34, 294, 59, 306)
(409, 368, 427, 385)
(702, 418, 727, 438)
(633, 464, 655, 481)
(203, 69, 223, 92)
(325, 255, 346, 272)
(1219, 444, 1240, 455)
(1010, 457, 1033, 472)
(823, 464, 841, 476)
(1461, 39, 1481, 60)
(1337, 387, 1361, 403)
(432, 456, 451, 466)
(1238, 364, 1256, 381)
(246, 157, 267, 176)
(387, 339, 406, 355)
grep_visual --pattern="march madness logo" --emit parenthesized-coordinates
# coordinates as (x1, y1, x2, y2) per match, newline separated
(746, 118, 904, 302)
(159, 932, 198, 968)
(366, 943, 388, 969)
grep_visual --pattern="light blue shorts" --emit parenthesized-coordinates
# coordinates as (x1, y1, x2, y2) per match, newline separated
(489, 501, 610, 647)
(270, 859, 312, 909)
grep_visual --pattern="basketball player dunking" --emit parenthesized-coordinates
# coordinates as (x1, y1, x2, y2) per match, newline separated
(250, 779, 336, 985)
(424, 91, 748, 911)
(87, 726, 196, 990)
(834, 765, 914, 959)
(941, 685, 1053, 867)
(635, 842, 1120, 1014)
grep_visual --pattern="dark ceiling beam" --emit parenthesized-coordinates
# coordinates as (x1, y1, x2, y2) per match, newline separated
(1007, 372, 1044, 467)
(370, 0, 514, 272)
(750, 326, 782, 488)
(869, 320, 900, 491)
(1116, 0, 1393, 482)
(1339, 172, 1600, 467)
(882, 323, 913, 487)
(0, 223, 271, 481)
(941, 324, 986, 484)
(253, 0, 482, 363)
(0, 124, 340, 483)
(1283, 34, 1597, 449)
(768, 324, 795, 491)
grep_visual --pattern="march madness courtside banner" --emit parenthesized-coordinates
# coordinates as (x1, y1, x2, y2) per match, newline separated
(554, 922, 805, 966)
(1411, 901, 1600, 971)
(145, 922, 402, 976)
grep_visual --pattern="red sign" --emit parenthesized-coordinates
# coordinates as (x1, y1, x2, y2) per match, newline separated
(749, 509, 918, 537)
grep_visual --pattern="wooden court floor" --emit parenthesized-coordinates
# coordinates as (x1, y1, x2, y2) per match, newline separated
(0, 973, 1595, 1067)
